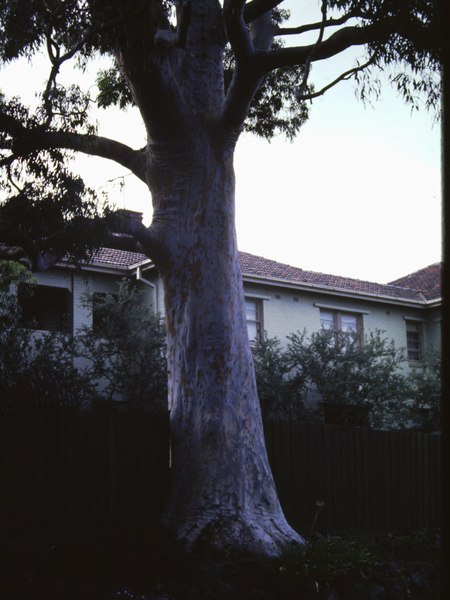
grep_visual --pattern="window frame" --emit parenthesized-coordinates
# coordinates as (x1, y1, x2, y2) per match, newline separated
(18, 283, 73, 333)
(245, 297, 263, 344)
(319, 308, 363, 346)
(405, 320, 422, 363)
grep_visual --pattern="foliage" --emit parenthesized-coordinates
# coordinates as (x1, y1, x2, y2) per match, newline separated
(280, 535, 382, 587)
(0, 260, 96, 408)
(78, 279, 168, 411)
(405, 350, 440, 431)
(374, 528, 441, 561)
(253, 329, 440, 430)
(251, 335, 308, 420)
(0, 266, 167, 410)
(278, 529, 440, 597)
(408, 352, 442, 431)
(223, 23, 311, 141)
(0, 1, 441, 267)
(287, 328, 408, 422)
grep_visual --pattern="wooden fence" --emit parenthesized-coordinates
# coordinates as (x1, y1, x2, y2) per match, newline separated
(0, 410, 169, 541)
(0, 412, 441, 541)
(264, 420, 441, 535)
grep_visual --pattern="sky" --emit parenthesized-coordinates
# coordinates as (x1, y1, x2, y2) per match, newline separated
(0, 1, 441, 284)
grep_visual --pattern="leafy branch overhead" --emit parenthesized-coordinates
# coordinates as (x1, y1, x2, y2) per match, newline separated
(0, 0, 441, 269)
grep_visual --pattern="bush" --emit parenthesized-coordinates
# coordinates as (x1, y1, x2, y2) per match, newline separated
(251, 335, 307, 420)
(78, 279, 168, 411)
(1, 267, 168, 411)
(405, 351, 441, 432)
(253, 328, 441, 430)
(0, 260, 96, 408)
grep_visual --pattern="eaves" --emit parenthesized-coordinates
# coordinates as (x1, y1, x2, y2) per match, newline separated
(57, 257, 154, 276)
(242, 273, 431, 309)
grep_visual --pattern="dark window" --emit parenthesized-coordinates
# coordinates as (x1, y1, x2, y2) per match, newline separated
(406, 321, 422, 361)
(18, 284, 72, 332)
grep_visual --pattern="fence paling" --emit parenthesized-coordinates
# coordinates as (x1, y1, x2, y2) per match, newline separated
(1, 410, 170, 540)
(265, 421, 441, 534)
(1, 412, 440, 539)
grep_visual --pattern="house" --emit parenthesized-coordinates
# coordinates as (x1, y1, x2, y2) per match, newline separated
(22, 247, 441, 373)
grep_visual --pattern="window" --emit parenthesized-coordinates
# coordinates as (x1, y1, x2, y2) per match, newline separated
(406, 321, 421, 362)
(320, 309, 362, 344)
(245, 298, 262, 343)
(18, 283, 72, 332)
(320, 310, 360, 333)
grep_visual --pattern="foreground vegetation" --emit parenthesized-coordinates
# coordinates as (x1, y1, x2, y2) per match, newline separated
(0, 528, 440, 599)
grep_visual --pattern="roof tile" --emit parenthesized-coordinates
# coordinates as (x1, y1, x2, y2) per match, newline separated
(87, 247, 440, 303)
(90, 247, 148, 268)
(239, 252, 426, 301)
(388, 263, 442, 301)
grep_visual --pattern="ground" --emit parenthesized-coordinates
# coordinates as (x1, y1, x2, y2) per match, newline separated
(0, 528, 440, 599)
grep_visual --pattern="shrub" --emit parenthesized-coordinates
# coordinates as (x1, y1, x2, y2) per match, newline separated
(78, 279, 168, 411)
(253, 328, 441, 430)
(251, 335, 307, 420)
(0, 260, 96, 408)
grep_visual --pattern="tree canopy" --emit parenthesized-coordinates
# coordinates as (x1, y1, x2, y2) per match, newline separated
(0, 0, 441, 268)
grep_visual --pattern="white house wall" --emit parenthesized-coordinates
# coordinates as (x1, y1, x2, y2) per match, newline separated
(242, 281, 439, 371)
(32, 267, 440, 374)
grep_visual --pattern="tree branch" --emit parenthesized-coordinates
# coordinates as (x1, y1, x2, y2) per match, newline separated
(250, 10, 275, 52)
(224, 0, 254, 61)
(0, 211, 160, 272)
(296, 0, 328, 98)
(176, 0, 192, 49)
(222, 0, 263, 136)
(0, 222, 60, 271)
(0, 243, 33, 269)
(259, 19, 398, 72)
(42, 131, 148, 182)
(243, 0, 284, 24)
(2, 111, 147, 182)
(275, 11, 359, 37)
(296, 57, 376, 101)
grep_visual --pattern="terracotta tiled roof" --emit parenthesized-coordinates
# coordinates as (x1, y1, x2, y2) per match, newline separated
(86, 247, 439, 303)
(90, 247, 148, 268)
(388, 263, 442, 301)
(239, 252, 427, 302)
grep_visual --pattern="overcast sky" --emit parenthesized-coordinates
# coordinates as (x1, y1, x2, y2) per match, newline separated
(0, 1, 441, 284)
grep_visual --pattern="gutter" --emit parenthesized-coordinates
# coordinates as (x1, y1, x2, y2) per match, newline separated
(241, 273, 433, 309)
(135, 266, 159, 313)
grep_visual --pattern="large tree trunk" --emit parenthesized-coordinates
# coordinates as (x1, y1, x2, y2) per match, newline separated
(147, 135, 303, 556)
(110, 0, 304, 557)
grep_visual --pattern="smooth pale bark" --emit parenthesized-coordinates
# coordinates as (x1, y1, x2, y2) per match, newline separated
(146, 134, 303, 555)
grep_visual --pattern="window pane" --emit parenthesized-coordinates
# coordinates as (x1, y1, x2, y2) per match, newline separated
(341, 314, 358, 333)
(245, 300, 257, 320)
(19, 284, 72, 332)
(406, 322, 421, 361)
(320, 311, 335, 330)
(245, 298, 261, 342)
(247, 321, 258, 342)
